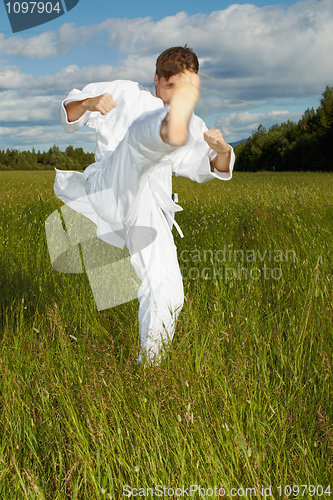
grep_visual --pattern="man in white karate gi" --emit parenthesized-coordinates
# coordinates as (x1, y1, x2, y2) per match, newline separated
(55, 46, 235, 365)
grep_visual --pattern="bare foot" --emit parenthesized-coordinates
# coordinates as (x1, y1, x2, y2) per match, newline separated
(165, 71, 201, 146)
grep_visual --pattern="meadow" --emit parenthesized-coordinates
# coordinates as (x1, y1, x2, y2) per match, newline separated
(0, 170, 332, 499)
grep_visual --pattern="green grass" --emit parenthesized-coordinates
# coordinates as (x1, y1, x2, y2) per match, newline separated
(0, 170, 332, 499)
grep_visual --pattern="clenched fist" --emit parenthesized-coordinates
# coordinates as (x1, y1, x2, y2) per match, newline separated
(66, 93, 116, 122)
(84, 93, 116, 115)
(204, 128, 230, 155)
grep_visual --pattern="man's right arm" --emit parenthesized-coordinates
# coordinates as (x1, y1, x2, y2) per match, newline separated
(66, 93, 116, 122)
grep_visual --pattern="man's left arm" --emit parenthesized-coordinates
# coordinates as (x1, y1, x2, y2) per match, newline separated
(171, 119, 235, 183)
(204, 128, 231, 173)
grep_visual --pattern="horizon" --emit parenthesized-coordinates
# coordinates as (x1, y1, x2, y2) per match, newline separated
(0, 0, 332, 152)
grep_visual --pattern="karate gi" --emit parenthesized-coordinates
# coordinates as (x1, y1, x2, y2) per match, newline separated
(55, 80, 235, 363)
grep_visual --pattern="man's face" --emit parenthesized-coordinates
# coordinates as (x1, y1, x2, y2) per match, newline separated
(154, 72, 184, 105)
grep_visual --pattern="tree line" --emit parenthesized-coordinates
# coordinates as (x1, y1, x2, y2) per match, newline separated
(0, 145, 95, 171)
(233, 85, 333, 172)
(1, 85, 332, 172)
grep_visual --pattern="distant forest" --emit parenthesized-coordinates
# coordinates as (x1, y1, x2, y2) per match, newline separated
(233, 85, 333, 172)
(0, 145, 95, 172)
(0, 85, 332, 172)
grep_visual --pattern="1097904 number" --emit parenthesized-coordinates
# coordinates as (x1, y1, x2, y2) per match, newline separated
(277, 485, 331, 496)
(5, 2, 61, 13)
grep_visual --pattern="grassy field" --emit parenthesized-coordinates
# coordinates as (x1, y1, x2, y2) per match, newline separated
(0, 170, 332, 499)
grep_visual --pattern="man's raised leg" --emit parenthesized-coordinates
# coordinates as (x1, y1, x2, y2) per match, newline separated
(160, 70, 201, 146)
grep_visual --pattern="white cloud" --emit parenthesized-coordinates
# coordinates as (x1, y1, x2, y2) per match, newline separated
(0, 124, 96, 151)
(0, 0, 332, 148)
(0, 0, 332, 98)
(1, 0, 332, 76)
(0, 31, 58, 58)
(216, 109, 304, 140)
(0, 65, 33, 89)
(17, 32, 58, 58)
(0, 91, 58, 121)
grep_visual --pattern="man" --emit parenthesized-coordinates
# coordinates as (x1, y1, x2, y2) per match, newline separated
(55, 46, 235, 365)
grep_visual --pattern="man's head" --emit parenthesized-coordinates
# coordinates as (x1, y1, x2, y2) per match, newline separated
(154, 46, 199, 104)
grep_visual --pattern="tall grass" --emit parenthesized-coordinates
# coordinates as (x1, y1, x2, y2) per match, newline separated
(0, 170, 332, 499)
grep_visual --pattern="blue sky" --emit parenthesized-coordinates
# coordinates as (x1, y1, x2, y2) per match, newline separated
(0, 0, 332, 152)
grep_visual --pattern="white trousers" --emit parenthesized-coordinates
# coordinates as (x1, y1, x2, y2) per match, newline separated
(85, 108, 184, 363)
(127, 193, 184, 364)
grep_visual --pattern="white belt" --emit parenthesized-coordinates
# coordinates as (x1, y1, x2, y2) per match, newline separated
(149, 178, 184, 239)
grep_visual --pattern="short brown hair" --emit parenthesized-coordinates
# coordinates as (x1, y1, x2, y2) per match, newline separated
(155, 46, 199, 81)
